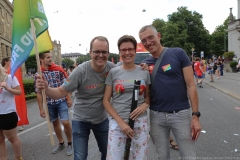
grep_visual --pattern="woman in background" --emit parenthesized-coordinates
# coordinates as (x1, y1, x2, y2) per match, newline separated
(0, 64, 23, 160)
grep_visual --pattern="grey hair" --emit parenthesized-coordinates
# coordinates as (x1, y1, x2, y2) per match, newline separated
(139, 25, 158, 34)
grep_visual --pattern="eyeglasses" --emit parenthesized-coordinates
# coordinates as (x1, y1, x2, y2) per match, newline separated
(141, 35, 155, 45)
(119, 48, 135, 54)
(92, 50, 109, 55)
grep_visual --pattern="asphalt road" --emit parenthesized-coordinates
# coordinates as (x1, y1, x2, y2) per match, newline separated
(5, 82, 240, 160)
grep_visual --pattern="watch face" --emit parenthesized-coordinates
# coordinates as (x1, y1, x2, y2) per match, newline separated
(192, 112, 201, 117)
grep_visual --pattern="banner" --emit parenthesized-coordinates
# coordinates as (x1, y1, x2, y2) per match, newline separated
(11, 0, 53, 77)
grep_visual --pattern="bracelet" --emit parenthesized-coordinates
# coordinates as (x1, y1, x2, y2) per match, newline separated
(144, 101, 149, 105)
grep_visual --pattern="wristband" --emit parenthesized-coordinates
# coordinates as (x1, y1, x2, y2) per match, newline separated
(144, 101, 149, 105)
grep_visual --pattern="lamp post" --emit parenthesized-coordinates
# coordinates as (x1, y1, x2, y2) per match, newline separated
(224, 30, 227, 52)
(191, 48, 195, 62)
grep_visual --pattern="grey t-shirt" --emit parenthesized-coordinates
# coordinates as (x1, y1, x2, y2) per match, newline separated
(105, 65, 151, 121)
(62, 60, 116, 124)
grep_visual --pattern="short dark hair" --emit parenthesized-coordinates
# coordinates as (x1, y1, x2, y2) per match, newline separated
(117, 35, 137, 50)
(139, 25, 158, 34)
(195, 57, 200, 61)
(39, 51, 50, 59)
(1, 57, 11, 67)
(89, 36, 109, 51)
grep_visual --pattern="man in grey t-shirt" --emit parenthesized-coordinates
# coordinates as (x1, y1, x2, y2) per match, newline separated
(36, 36, 115, 160)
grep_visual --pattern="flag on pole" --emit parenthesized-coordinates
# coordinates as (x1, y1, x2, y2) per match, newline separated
(11, 0, 53, 77)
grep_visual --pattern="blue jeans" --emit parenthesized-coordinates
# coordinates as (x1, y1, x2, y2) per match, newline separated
(150, 108, 196, 160)
(72, 118, 109, 160)
(48, 101, 69, 122)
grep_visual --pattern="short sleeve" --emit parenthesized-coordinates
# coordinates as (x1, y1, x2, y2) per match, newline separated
(61, 67, 81, 92)
(11, 76, 20, 88)
(179, 49, 191, 68)
(105, 69, 113, 86)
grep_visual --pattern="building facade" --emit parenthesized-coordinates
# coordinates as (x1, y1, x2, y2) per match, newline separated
(0, 0, 13, 61)
(228, 0, 240, 58)
(51, 40, 62, 65)
(61, 52, 83, 63)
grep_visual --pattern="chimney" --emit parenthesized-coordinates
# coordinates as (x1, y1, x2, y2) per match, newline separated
(229, 8, 234, 23)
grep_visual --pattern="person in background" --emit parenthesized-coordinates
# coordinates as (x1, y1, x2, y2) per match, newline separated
(0, 64, 23, 160)
(103, 35, 150, 159)
(216, 58, 222, 79)
(139, 25, 201, 160)
(67, 66, 75, 76)
(194, 57, 204, 88)
(34, 51, 73, 156)
(207, 58, 214, 82)
(1, 57, 29, 131)
(201, 57, 206, 80)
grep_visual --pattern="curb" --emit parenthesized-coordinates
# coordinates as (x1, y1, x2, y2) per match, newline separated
(204, 82, 240, 101)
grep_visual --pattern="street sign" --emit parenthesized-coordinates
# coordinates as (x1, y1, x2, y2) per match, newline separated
(201, 51, 204, 58)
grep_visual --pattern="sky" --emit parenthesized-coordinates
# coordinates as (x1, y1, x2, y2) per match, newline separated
(9, 0, 238, 54)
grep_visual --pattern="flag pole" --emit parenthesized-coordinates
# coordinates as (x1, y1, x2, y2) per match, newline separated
(30, 19, 55, 146)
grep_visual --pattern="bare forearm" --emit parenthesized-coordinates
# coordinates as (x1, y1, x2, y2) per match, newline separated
(188, 85, 199, 112)
(6, 87, 21, 95)
(45, 87, 68, 99)
(36, 93, 44, 110)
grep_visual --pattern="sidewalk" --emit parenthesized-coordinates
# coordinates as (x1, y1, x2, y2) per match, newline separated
(203, 72, 240, 101)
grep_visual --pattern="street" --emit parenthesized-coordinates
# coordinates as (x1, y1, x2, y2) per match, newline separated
(5, 73, 240, 160)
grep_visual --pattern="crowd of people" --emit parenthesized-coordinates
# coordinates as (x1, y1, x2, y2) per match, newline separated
(1, 25, 202, 160)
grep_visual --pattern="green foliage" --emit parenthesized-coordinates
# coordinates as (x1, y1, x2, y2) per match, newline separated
(153, 6, 210, 56)
(25, 93, 36, 100)
(108, 53, 119, 64)
(209, 17, 228, 56)
(62, 58, 75, 68)
(223, 51, 234, 58)
(23, 80, 35, 95)
(76, 55, 91, 64)
(230, 61, 238, 67)
(25, 55, 37, 72)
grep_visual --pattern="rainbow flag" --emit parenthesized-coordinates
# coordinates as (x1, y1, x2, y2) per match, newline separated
(162, 64, 171, 72)
(11, 0, 53, 77)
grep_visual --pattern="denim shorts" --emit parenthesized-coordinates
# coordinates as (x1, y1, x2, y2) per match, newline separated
(48, 101, 69, 122)
(209, 70, 213, 74)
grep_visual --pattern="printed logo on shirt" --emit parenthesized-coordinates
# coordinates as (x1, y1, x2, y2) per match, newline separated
(149, 65, 154, 74)
(162, 64, 171, 72)
(139, 80, 146, 95)
(63, 79, 70, 85)
(115, 84, 125, 94)
(85, 83, 105, 89)
(101, 72, 109, 80)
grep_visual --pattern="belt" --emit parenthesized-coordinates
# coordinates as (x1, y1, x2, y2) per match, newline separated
(151, 109, 183, 114)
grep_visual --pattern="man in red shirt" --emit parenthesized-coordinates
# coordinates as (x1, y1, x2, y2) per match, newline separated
(194, 57, 203, 88)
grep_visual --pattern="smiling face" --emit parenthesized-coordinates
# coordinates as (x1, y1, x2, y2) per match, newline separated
(139, 27, 162, 57)
(89, 39, 109, 71)
(119, 42, 136, 64)
(40, 52, 53, 68)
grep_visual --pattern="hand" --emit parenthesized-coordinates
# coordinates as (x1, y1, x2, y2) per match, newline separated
(0, 82, 8, 90)
(191, 116, 202, 141)
(130, 104, 148, 120)
(140, 63, 149, 71)
(67, 99, 72, 108)
(40, 109, 46, 118)
(36, 74, 48, 90)
(118, 120, 134, 139)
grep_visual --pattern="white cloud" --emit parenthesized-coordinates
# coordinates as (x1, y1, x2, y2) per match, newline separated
(10, 0, 238, 54)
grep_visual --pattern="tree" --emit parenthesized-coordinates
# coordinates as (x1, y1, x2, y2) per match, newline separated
(62, 58, 74, 68)
(76, 55, 91, 64)
(166, 7, 210, 57)
(108, 53, 119, 64)
(25, 55, 37, 71)
(209, 17, 229, 57)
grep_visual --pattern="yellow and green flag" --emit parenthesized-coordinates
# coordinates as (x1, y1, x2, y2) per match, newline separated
(11, 0, 53, 77)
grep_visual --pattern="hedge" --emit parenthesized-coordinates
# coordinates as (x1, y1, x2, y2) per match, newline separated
(23, 79, 36, 99)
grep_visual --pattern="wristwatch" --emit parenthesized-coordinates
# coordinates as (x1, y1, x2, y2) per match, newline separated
(192, 111, 201, 117)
